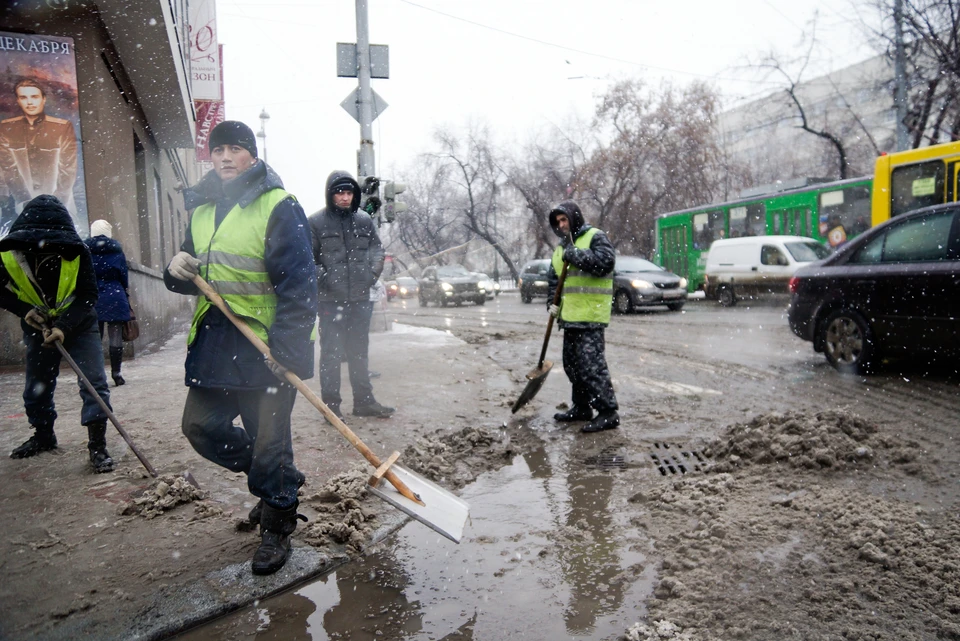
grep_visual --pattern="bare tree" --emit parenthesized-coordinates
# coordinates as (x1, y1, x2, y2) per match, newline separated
(860, 0, 960, 145)
(429, 126, 522, 281)
(577, 79, 731, 255)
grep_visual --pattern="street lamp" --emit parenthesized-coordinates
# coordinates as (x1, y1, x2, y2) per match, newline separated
(257, 108, 270, 163)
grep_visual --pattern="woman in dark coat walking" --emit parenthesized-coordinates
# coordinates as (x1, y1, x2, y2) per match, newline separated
(84, 220, 131, 386)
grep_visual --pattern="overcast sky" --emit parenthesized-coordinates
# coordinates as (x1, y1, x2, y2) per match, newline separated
(216, 0, 879, 213)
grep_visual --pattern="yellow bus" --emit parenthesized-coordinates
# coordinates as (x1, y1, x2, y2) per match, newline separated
(871, 139, 960, 226)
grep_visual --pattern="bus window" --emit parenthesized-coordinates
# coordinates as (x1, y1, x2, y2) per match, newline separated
(729, 204, 764, 237)
(890, 160, 945, 217)
(819, 185, 871, 242)
(692, 209, 724, 249)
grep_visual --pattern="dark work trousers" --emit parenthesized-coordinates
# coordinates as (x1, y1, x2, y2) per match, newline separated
(317, 301, 375, 408)
(181, 384, 303, 510)
(561, 327, 618, 413)
(21, 320, 111, 428)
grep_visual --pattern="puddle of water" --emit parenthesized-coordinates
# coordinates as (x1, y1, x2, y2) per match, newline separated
(173, 449, 654, 641)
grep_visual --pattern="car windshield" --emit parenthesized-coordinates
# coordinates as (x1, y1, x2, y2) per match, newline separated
(784, 241, 831, 262)
(396, 277, 417, 286)
(437, 265, 470, 277)
(616, 257, 661, 272)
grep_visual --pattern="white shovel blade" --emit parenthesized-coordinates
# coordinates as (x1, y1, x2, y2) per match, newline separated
(368, 463, 470, 543)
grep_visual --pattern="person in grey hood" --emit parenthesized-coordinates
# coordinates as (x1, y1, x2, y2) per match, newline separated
(546, 200, 620, 433)
(307, 171, 394, 419)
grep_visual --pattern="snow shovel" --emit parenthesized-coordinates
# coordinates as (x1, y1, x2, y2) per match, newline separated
(47, 335, 159, 479)
(192, 275, 470, 543)
(511, 259, 569, 413)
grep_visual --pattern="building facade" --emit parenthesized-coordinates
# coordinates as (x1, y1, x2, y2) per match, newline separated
(719, 55, 898, 187)
(0, 0, 200, 365)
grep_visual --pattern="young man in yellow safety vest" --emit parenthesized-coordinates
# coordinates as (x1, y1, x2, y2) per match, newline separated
(163, 121, 317, 576)
(547, 200, 620, 433)
(0, 194, 115, 472)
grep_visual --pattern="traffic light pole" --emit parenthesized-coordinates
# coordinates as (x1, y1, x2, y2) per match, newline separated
(356, 0, 376, 178)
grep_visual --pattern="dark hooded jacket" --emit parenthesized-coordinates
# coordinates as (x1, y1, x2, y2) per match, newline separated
(307, 171, 385, 303)
(84, 235, 131, 322)
(546, 200, 616, 329)
(164, 160, 317, 388)
(0, 194, 98, 335)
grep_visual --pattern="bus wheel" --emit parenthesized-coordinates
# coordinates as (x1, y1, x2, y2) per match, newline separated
(717, 286, 736, 307)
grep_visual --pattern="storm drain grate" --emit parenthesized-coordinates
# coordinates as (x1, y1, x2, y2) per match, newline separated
(584, 448, 628, 470)
(649, 442, 711, 476)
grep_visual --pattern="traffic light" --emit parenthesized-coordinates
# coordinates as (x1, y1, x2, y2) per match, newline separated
(383, 180, 408, 223)
(360, 176, 381, 217)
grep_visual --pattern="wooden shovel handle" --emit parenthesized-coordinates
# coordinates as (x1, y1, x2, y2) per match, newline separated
(191, 275, 425, 506)
(537, 260, 569, 369)
(52, 340, 158, 477)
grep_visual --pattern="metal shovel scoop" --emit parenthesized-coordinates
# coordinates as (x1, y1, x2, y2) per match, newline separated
(512, 259, 569, 413)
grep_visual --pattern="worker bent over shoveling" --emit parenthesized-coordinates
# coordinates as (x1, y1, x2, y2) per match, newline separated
(0, 195, 116, 473)
(164, 121, 318, 575)
(547, 201, 620, 433)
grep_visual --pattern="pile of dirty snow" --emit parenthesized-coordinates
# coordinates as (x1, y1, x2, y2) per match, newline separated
(402, 426, 514, 489)
(301, 465, 378, 551)
(706, 410, 921, 473)
(118, 476, 208, 518)
(623, 620, 700, 641)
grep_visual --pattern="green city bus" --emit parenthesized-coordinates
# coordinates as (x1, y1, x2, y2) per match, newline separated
(654, 177, 872, 292)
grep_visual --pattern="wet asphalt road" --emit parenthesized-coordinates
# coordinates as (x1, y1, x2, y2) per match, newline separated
(173, 292, 960, 641)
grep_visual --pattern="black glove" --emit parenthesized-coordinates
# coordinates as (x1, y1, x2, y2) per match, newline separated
(562, 245, 579, 264)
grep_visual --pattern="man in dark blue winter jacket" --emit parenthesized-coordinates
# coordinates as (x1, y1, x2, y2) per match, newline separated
(163, 121, 317, 575)
(308, 171, 393, 419)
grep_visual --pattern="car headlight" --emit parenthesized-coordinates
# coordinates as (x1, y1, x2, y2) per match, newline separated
(533, 280, 547, 287)
(399, 287, 408, 294)
(679, 278, 687, 289)
(631, 279, 653, 289)
(441, 282, 453, 292)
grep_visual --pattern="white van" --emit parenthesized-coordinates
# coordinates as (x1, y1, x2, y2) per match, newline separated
(703, 236, 830, 306)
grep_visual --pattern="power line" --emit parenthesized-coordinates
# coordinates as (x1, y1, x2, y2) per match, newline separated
(394, 0, 781, 86)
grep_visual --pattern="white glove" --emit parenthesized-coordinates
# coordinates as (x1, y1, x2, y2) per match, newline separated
(24, 308, 48, 330)
(549, 304, 560, 318)
(168, 251, 201, 281)
(264, 356, 289, 382)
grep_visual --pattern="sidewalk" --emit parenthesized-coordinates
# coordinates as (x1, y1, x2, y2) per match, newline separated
(0, 324, 511, 641)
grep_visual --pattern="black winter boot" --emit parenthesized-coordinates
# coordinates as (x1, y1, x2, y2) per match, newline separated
(10, 425, 57, 459)
(581, 411, 620, 433)
(109, 347, 125, 386)
(87, 421, 115, 473)
(252, 503, 306, 575)
(554, 406, 593, 422)
(248, 499, 263, 525)
(353, 401, 395, 417)
(324, 404, 344, 426)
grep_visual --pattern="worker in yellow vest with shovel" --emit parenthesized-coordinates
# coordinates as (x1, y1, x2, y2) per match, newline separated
(547, 200, 620, 433)
(0, 195, 115, 472)
(163, 121, 317, 576)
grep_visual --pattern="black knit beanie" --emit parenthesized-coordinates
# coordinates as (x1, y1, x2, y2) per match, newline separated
(208, 120, 259, 158)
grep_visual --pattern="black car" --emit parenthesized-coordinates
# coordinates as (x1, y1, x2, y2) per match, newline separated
(518, 259, 551, 303)
(788, 202, 960, 374)
(386, 276, 419, 300)
(418, 264, 487, 307)
(612, 256, 688, 313)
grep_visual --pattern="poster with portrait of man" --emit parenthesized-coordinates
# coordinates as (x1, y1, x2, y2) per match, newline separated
(0, 31, 88, 238)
